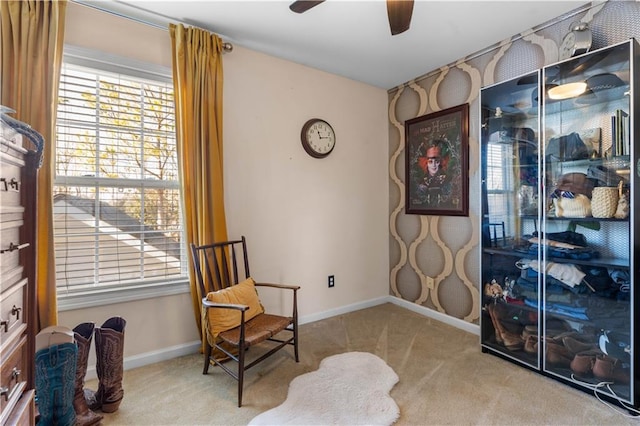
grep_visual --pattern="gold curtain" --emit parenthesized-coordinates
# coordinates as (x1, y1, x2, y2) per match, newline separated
(169, 24, 228, 340)
(0, 0, 66, 330)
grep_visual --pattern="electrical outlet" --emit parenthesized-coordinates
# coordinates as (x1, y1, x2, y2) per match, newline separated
(328, 275, 335, 288)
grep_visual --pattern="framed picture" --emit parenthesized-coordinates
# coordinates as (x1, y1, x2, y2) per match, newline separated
(405, 103, 469, 216)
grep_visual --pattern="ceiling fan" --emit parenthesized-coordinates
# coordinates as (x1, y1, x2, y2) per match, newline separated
(289, 0, 415, 36)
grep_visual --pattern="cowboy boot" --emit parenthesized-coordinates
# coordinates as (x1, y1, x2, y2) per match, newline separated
(73, 323, 103, 425)
(485, 304, 503, 345)
(87, 317, 127, 413)
(489, 303, 523, 351)
(35, 342, 77, 425)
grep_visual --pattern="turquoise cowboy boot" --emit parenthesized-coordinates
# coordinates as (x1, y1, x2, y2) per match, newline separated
(35, 342, 77, 425)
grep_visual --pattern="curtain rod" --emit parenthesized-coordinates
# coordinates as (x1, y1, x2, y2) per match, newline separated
(72, 0, 233, 52)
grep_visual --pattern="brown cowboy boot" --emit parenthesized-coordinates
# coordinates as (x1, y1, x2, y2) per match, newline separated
(73, 323, 103, 425)
(485, 304, 503, 344)
(488, 303, 523, 351)
(87, 317, 127, 413)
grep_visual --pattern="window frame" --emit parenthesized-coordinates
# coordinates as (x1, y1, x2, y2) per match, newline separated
(55, 45, 189, 312)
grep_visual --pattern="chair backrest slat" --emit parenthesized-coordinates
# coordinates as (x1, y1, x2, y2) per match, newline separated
(215, 245, 227, 289)
(229, 244, 238, 285)
(190, 237, 251, 296)
(241, 236, 250, 278)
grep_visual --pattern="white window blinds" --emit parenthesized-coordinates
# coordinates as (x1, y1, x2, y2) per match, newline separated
(485, 142, 515, 238)
(54, 58, 186, 295)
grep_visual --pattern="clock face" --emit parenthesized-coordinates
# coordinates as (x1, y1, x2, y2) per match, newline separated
(301, 119, 336, 158)
(558, 22, 592, 61)
(559, 32, 576, 60)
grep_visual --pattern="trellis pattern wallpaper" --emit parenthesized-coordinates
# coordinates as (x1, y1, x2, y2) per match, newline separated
(388, 0, 639, 323)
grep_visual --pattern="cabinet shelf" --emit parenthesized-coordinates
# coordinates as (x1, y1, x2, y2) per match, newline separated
(483, 247, 629, 269)
(544, 216, 629, 223)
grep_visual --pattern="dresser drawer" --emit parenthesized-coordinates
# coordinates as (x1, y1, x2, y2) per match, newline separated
(0, 279, 28, 350)
(1, 265, 24, 294)
(0, 335, 28, 424)
(0, 221, 25, 274)
(0, 205, 24, 224)
(4, 389, 34, 426)
(0, 154, 24, 208)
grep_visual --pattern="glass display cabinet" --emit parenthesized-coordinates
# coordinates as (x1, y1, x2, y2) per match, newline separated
(480, 39, 638, 409)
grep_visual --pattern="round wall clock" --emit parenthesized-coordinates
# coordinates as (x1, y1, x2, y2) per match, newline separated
(300, 118, 336, 158)
(558, 21, 592, 60)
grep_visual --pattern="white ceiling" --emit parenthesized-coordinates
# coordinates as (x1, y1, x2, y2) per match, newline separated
(82, 0, 589, 89)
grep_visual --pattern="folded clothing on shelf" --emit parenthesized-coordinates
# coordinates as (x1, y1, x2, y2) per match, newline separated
(526, 230, 599, 260)
(587, 164, 627, 187)
(546, 132, 590, 161)
(532, 230, 587, 247)
(517, 259, 587, 289)
(524, 298, 590, 320)
(527, 243, 599, 260)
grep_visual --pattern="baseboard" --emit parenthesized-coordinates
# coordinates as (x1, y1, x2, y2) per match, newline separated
(299, 296, 390, 325)
(85, 340, 201, 380)
(109, 296, 478, 376)
(387, 295, 480, 336)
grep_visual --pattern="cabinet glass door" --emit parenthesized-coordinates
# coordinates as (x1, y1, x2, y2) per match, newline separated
(480, 71, 541, 369)
(542, 40, 634, 403)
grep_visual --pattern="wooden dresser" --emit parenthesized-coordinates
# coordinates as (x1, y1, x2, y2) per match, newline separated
(0, 121, 37, 425)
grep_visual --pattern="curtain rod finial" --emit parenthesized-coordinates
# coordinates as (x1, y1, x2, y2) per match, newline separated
(223, 42, 233, 53)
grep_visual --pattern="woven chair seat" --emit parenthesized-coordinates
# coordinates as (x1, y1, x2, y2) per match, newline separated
(219, 313, 292, 347)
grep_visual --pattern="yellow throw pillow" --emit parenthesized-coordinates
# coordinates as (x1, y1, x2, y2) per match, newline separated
(205, 277, 264, 335)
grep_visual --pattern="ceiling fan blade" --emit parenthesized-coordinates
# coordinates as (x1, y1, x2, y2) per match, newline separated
(289, 0, 325, 14)
(387, 0, 414, 35)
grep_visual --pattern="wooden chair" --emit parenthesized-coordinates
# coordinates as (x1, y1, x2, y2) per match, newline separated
(190, 236, 299, 407)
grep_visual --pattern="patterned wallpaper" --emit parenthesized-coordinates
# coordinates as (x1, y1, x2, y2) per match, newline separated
(388, 0, 639, 323)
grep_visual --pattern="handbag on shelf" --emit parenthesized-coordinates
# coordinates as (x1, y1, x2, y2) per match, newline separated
(553, 194, 592, 218)
(591, 187, 619, 218)
(614, 181, 629, 219)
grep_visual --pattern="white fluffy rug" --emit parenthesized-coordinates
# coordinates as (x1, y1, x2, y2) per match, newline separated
(249, 352, 400, 425)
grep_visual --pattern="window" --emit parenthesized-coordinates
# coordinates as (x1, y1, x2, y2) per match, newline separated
(54, 47, 188, 309)
(485, 141, 516, 238)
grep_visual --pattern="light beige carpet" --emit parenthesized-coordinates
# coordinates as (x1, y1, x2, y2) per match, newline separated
(90, 303, 639, 425)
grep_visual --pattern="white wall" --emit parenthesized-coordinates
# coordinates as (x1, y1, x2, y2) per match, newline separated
(223, 46, 389, 317)
(58, 2, 389, 367)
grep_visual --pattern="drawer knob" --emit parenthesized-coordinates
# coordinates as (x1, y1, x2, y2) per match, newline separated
(0, 177, 19, 192)
(10, 368, 20, 383)
(11, 305, 21, 320)
(0, 369, 21, 402)
(0, 241, 30, 254)
(0, 319, 7, 332)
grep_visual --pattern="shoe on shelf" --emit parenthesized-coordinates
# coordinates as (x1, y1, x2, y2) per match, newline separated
(549, 330, 582, 343)
(522, 325, 538, 340)
(570, 351, 599, 377)
(545, 340, 572, 368)
(502, 330, 524, 351)
(487, 304, 523, 351)
(592, 354, 630, 384)
(524, 335, 538, 354)
(563, 336, 598, 356)
(485, 304, 503, 345)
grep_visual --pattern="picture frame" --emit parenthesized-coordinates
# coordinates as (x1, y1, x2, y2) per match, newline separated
(405, 103, 469, 216)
